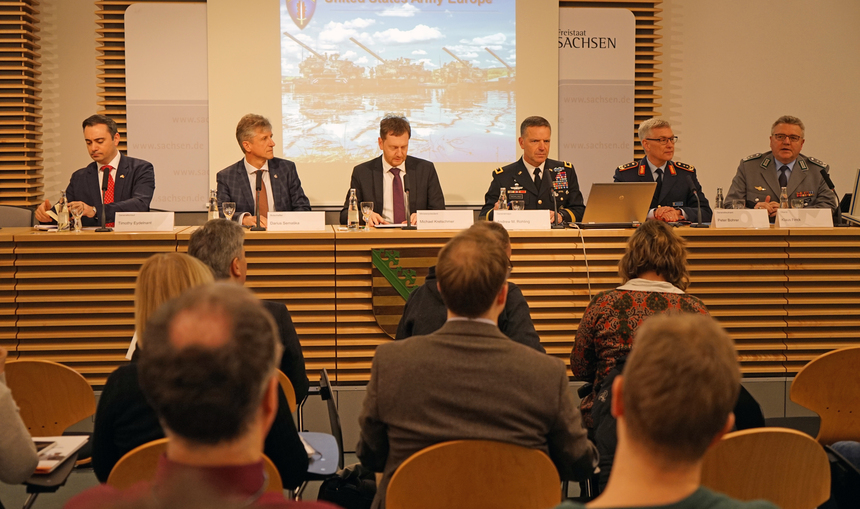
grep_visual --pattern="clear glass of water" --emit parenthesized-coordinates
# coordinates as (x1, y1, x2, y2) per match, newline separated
(222, 202, 236, 221)
(360, 202, 373, 229)
(511, 200, 525, 211)
(731, 200, 745, 210)
(71, 206, 84, 232)
(791, 199, 805, 209)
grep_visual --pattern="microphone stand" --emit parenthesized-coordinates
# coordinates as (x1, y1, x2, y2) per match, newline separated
(402, 174, 416, 230)
(96, 168, 112, 232)
(250, 170, 265, 231)
(820, 168, 842, 225)
(690, 190, 708, 228)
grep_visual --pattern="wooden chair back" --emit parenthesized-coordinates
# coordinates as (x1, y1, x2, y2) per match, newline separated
(701, 427, 830, 509)
(277, 369, 298, 414)
(790, 346, 860, 444)
(108, 438, 283, 493)
(386, 440, 560, 509)
(5, 360, 95, 436)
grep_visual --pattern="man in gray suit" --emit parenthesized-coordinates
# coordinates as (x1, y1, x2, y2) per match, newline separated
(216, 114, 310, 228)
(357, 228, 597, 509)
(725, 115, 838, 219)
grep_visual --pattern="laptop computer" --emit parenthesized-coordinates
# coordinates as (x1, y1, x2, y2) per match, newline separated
(575, 182, 657, 229)
(841, 169, 860, 226)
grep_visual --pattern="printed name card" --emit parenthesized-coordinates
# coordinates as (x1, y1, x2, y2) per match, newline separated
(114, 212, 175, 232)
(493, 210, 551, 230)
(266, 211, 326, 231)
(417, 210, 474, 230)
(775, 209, 833, 228)
(712, 209, 770, 229)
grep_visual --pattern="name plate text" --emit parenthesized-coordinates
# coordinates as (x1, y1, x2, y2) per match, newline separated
(775, 208, 833, 228)
(712, 209, 770, 229)
(114, 212, 175, 232)
(493, 210, 551, 230)
(267, 211, 326, 231)
(417, 210, 473, 230)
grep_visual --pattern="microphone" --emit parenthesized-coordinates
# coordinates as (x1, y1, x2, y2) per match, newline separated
(402, 172, 416, 230)
(690, 189, 708, 228)
(820, 168, 835, 190)
(95, 167, 112, 232)
(250, 170, 265, 231)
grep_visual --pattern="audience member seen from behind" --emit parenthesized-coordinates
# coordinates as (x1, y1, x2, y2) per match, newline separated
(0, 347, 39, 484)
(187, 219, 309, 403)
(395, 220, 544, 352)
(556, 315, 778, 509)
(357, 228, 597, 509)
(571, 219, 708, 430)
(67, 284, 335, 509)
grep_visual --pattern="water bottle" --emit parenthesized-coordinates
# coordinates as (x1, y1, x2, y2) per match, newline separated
(348, 189, 359, 229)
(57, 191, 70, 231)
(714, 187, 724, 209)
(208, 189, 219, 220)
(497, 187, 508, 210)
(779, 187, 789, 209)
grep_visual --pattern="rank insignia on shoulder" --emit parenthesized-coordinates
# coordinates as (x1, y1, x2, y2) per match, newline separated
(798, 159, 808, 171)
(674, 161, 695, 172)
(617, 161, 637, 171)
(807, 157, 827, 168)
(494, 167, 504, 175)
(744, 153, 762, 162)
(564, 161, 572, 169)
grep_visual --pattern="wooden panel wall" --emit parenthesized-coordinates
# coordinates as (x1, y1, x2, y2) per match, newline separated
(0, 0, 43, 206)
(0, 229, 15, 352)
(560, 0, 662, 159)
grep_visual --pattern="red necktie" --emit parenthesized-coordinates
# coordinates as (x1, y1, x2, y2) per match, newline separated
(391, 168, 405, 224)
(102, 165, 115, 227)
(255, 170, 269, 218)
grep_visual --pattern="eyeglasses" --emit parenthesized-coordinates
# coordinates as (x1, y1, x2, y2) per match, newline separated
(772, 133, 802, 143)
(644, 136, 678, 145)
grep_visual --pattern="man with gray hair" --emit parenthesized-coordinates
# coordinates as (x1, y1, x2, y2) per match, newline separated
(725, 115, 838, 219)
(217, 113, 310, 228)
(614, 118, 712, 223)
(188, 219, 308, 403)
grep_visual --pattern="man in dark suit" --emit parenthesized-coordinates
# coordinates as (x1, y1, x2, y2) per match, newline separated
(614, 118, 712, 223)
(35, 114, 155, 227)
(339, 115, 445, 226)
(216, 114, 310, 228)
(357, 228, 597, 509)
(480, 116, 584, 223)
(187, 219, 309, 403)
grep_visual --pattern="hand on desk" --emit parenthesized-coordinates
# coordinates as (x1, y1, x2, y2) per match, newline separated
(549, 211, 563, 224)
(242, 215, 268, 228)
(654, 206, 682, 223)
(34, 200, 53, 223)
(67, 201, 95, 218)
(755, 196, 780, 217)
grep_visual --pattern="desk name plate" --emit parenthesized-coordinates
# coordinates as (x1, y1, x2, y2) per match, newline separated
(114, 212, 174, 232)
(417, 210, 474, 230)
(493, 210, 551, 230)
(775, 208, 833, 228)
(712, 209, 770, 229)
(267, 211, 326, 231)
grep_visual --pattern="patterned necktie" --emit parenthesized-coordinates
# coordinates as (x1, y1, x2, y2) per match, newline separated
(101, 165, 115, 227)
(533, 168, 542, 189)
(779, 166, 789, 188)
(390, 168, 405, 224)
(255, 170, 269, 218)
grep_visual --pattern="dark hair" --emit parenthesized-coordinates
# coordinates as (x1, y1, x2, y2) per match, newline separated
(82, 114, 119, 137)
(436, 229, 508, 318)
(520, 116, 551, 137)
(188, 219, 245, 280)
(139, 283, 282, 445)
(618, 220, 690, 290)
(379, 114, 411, 140)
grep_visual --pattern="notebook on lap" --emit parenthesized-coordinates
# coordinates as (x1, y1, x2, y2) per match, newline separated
(575, 182, 657, 229)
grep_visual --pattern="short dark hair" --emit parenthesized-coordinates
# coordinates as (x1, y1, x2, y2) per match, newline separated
(82, 114, 119, 137)
(520, 116, 551, 137)
(436, 229, 508, 318)
(619, 220, 690, 290)
(139, 283, 282, 445)
(623, 314, 740, 464)
(188, 219, 245, 280)
(379, 114, 411, 140)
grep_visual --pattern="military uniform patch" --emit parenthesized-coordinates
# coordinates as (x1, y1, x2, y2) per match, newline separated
(564, 161, 572, 169)
(674, 161, 695, 172)
(744, 153, 762, 162)
(617, 161, 638, 171)
(494, 167, 504, 175)
(808, 157, 827, 168)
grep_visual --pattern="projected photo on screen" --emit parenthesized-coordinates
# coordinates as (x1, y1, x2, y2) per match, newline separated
(279, 0, 516, 164)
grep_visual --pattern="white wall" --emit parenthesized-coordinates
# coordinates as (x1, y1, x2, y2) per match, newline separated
(39, 0, 100, 201)
(661, 0, 860, 202)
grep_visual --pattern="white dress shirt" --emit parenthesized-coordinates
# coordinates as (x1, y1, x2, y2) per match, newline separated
(239, 158, 276, 222)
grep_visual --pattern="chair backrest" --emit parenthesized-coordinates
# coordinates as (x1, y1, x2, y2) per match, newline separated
(319, 368, 344, 470)
(276, 369, 298, 413)
(701, 427, 830, 509)
(790, 346, 860, 445)
(386, 440, 561, 509)
(5, 360, 96, 436)
(0, 205, 33, 227)
(108, 438, 283, 493)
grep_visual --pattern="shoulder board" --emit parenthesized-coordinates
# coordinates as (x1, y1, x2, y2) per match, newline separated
(494, 167, 504, 175)
(674, 161, 695, 172)
(617, 161, 638, 171)
(743, 153, 763, 162)
(564, 161, 572, 169)
(807, 156, 827, 168)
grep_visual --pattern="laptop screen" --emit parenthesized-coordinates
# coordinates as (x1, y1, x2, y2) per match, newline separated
(844, 169, 860, 224)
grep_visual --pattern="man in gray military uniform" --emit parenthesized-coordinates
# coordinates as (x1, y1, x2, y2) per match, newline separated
(725, 115, 838, 219)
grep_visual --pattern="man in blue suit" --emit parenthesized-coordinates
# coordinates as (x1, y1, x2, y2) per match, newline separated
(216, 114, 310, 228)
(35, 115, 155, 227)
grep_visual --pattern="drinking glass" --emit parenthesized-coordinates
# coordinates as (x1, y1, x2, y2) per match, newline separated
(791, 199, 805, 209)
(731, 200, 745, 210)
(222, 202, 236, 221)
(510, 200, 525, 211)
(360, 202, 374, 229)
(71, 206, 84, 232)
